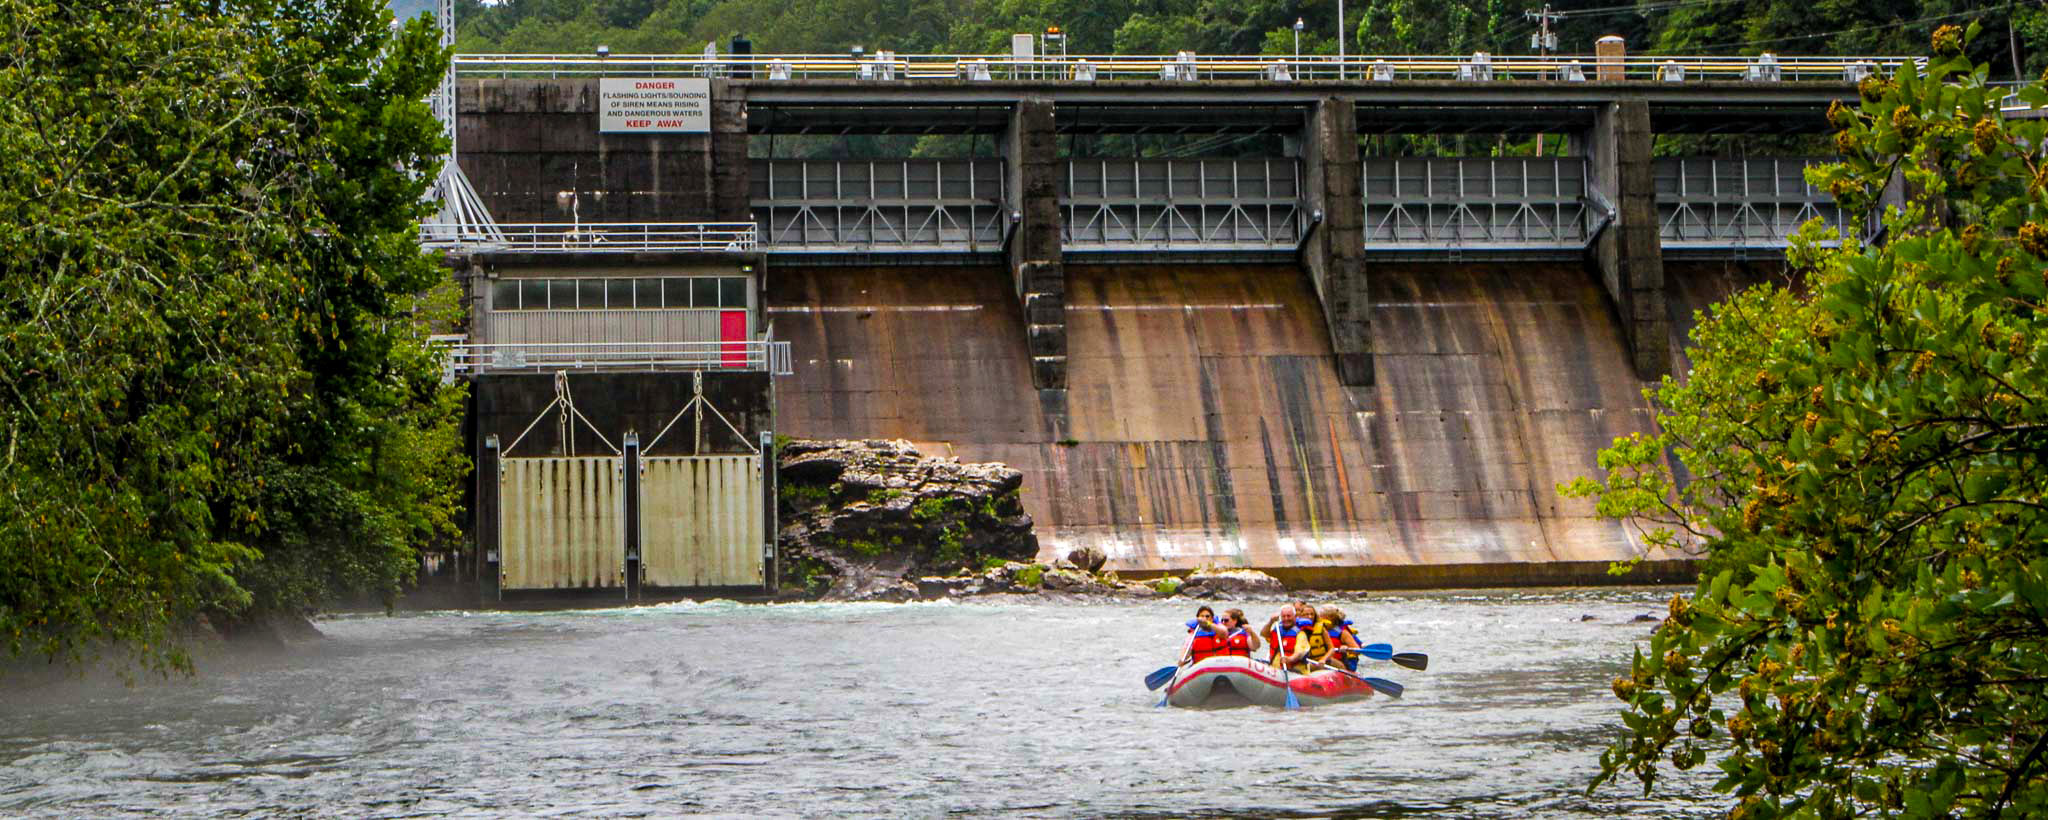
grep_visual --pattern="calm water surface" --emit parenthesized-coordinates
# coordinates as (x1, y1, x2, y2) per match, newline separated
(0, 588, 1727, 817)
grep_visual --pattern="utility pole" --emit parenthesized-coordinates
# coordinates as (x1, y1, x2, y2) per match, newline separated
(1525, 4, 1560, 61)
(1525, 4, 1562, 156)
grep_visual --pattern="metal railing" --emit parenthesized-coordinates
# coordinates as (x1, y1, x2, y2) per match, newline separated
(456, 53, 1913, 83)
(442, 341, 793, 375)
(1061, 158, 1302, 251)
(421, 222, 758, 253)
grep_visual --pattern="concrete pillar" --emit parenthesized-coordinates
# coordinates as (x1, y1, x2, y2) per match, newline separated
(1003, 96, 1065, 390)
(1302, 97, 1372, 386)
(710, 83, 751, 222)
(1585, 98, 1669, 380)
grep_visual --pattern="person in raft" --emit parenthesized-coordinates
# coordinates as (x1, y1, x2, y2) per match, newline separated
(1263, 605, 1316, 673)
(1181, 606, 1225, 665)
(1323, 606, 1364, 672)
(1218, 608, 1260, 658)
(1304, 605, 1357, 673)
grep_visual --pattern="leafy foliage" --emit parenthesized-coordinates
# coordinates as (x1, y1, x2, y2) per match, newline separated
(0, 1, 467, 674)
(1566, 26, 2048, 817)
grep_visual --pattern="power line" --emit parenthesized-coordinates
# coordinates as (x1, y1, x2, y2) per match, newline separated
(1695, 5, 2006, 51)
(1550, 0, 1740, 19)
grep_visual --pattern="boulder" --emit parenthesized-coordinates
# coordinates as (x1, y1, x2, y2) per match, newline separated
(1176, 567, 1286, 599)
(1065, 546, 1108, 573)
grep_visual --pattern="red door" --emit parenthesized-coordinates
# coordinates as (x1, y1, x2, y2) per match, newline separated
(720, 310, 748, 368)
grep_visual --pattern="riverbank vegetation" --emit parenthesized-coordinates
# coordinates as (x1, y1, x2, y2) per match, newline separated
(1566, 27, 2048, 817)
(0, 1, 466, 675)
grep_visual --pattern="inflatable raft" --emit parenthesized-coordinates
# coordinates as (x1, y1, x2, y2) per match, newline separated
(1162, 656, 1377, 708)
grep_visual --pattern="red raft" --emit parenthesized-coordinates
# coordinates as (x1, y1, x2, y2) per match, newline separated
(1162, 656, 1377, 708)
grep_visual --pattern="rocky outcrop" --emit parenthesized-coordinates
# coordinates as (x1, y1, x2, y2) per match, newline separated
(1176, 567, 1287, 599)
(776, 439, 1037, 600)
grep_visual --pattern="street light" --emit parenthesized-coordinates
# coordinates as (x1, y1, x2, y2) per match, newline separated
(1293, 18, 1304, 69)
(1337, 0, 1346, 79)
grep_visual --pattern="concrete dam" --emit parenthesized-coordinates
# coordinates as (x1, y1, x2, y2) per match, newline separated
(428, 49, 1889, 591)
(772, 260, 1765, 585)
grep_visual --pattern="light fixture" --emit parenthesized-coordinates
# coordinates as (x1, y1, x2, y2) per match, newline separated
(595, 44, 610, 57)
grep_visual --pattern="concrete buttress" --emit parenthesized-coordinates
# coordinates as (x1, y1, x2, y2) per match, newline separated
(1003, 97, 1066, 390)
(1303, 98, 1371, 386)
(1584, 98, 1669, 380)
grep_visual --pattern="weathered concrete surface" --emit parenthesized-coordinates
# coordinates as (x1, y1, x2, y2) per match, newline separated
(767, 261, 1770, 587)
(1585, 98, 1670, 380)
(1302, 97, 1372, 386)
(455, 78, 738, 223)
(1002, 97, 1066, 390)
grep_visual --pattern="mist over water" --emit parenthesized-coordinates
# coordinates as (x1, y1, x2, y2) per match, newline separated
(0, 589, 1727, 817)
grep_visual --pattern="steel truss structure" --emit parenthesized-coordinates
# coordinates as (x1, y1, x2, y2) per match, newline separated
(1654, 157, 1847, 251)
(421, 0, 506, 247)
(1059, 158, 1303, 252)
(1362, 157, 1591, 252)
(751, 159, 1007, 252)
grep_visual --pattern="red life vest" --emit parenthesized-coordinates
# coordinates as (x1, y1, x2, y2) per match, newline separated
(1223, 629, 1254, 657)
(1189, 631, 1228, 662)
(1265, 625, 1299, 662)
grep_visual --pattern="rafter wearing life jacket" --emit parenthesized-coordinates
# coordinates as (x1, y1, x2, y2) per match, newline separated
(1265, 620, 1301, 665)
(1333, 619, 1361, 672)
(1302, 617, 1333, 668)
(1186, 620, 1227, 663)
(1223, 628, 1256, 658)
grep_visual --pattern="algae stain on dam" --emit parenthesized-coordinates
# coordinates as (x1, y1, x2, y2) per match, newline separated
(766, 261, 1769, 585)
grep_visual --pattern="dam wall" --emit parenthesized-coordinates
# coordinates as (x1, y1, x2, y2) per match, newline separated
(769, 261, 1768, 585)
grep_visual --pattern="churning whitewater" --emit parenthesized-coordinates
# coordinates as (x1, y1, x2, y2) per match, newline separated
(0, 590, 1727, 817)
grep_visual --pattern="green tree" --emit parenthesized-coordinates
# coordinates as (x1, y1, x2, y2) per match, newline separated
(1567, 25, 2048, 817)
(0, 0, 466, 673)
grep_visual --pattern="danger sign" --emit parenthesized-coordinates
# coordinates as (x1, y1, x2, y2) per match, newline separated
(599, 78, 711, 133)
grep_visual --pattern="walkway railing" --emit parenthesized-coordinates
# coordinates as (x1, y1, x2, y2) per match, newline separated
(421, 222, 758, 254)
(456, 53, 1913, 83)
(442, 341, 794, 375)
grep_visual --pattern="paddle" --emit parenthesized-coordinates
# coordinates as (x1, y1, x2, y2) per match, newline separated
(1154, 632, 1200, 707)
(1307, 657, 1405, 699)
(1147, 623, 1214, 691)
(1272, 623, 1301, 710)
(1337, 644, 1430, 671)
(1143, 664, 1178, 691)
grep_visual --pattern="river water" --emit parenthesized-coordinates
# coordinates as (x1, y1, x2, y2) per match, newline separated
(0, 588, 1727, 817)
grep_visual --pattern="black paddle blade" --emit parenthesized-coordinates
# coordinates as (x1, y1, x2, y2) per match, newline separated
(1363, 677, 1404, 699)
(1144, 665, 1178, 691)
(1391, 652, 1429, 671)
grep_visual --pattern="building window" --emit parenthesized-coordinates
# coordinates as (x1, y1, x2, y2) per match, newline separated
(493, 277, 751, 310)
